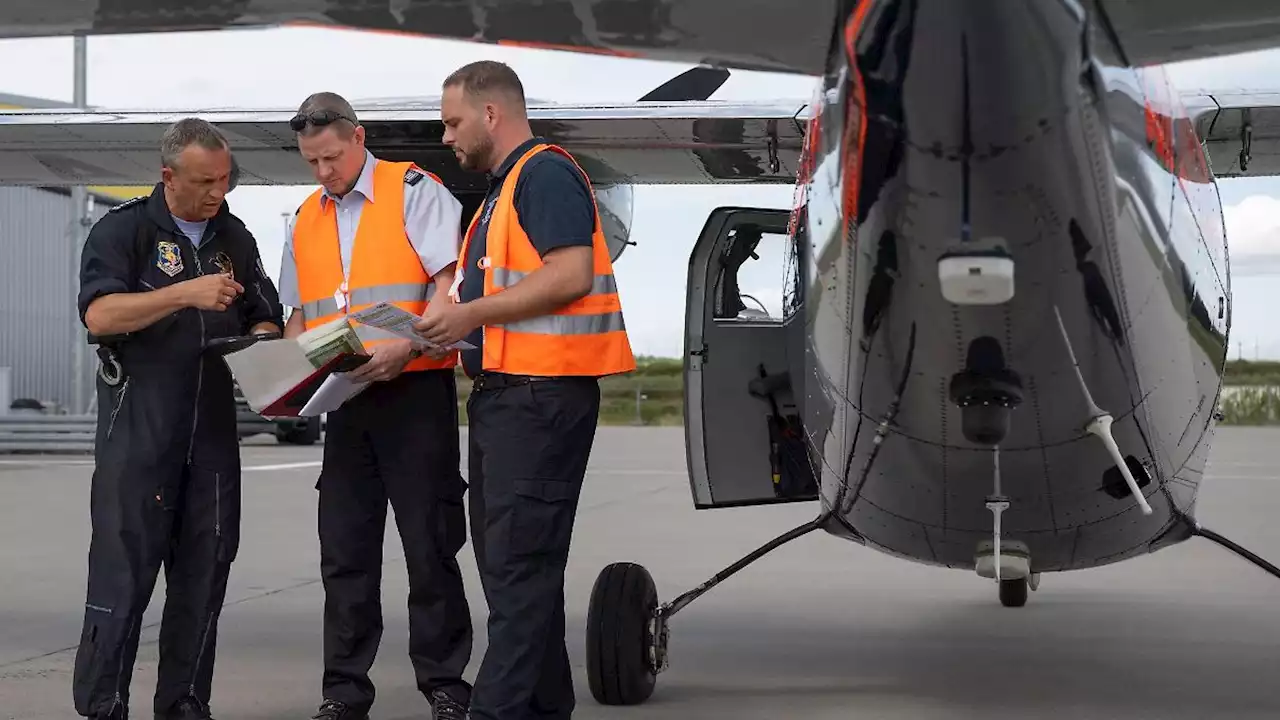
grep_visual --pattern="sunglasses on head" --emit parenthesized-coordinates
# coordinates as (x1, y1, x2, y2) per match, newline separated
(289, 110, 357, 132)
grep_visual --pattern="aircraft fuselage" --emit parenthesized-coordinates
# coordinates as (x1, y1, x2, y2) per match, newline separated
(0, 0, 1234, 579)
(795, 0, 1229, 574)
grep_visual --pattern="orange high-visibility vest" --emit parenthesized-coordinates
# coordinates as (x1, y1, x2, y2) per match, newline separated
(293, 159, 455, 371)
(453, 143, 636, 377)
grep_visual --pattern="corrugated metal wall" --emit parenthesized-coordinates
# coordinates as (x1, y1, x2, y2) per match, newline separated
(0, 187, 109, 412)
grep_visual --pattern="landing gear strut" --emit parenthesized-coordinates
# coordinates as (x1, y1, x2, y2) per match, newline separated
(585, 514, 828, 706)
(1194, 525, 1280, 579)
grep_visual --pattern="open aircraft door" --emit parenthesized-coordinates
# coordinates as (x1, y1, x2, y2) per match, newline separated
(684, 207, 819, 509)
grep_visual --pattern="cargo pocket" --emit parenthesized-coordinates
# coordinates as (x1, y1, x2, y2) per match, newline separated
(508, 479, 578, 560)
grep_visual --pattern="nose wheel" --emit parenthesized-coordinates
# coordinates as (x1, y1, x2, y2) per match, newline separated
(586, 562, 662, 706)
(998, 577, 1028, 607)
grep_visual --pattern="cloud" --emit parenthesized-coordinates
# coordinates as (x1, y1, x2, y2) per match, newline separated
(1224, 194, 1280, 258)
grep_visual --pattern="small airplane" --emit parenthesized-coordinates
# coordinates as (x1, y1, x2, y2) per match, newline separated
(3, 0, 1280, 708)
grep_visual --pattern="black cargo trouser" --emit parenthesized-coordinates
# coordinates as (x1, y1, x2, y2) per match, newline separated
(73, 380, 240, 718)
(317, 368, 473, 713)
(465, 373, 601, 720)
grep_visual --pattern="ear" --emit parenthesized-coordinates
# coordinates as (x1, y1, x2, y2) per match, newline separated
(161, 166, 174, 186)
(353, 125, 366, 146)
(484, 102, 499, 129)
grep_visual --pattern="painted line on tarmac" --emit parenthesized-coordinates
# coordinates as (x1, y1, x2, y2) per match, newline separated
(238, 462, 685, 476)
(0, 459, 94, 466)
(243, 461, 323, 472)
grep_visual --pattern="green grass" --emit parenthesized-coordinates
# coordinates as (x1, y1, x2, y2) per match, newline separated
(459, 357, 1280, 426)
(456, 355, 685, 426)
(1218, 386, 1280, 425)
(1223, 360, 1280, 387)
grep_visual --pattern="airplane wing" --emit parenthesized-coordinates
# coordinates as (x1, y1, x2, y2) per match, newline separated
(1095, 0, 1280, 68)
(0, 98, 809, 190)
(0, 0, 839, 75)
(1182, 90, 1280, 178)
(8, 0, 1280, 75)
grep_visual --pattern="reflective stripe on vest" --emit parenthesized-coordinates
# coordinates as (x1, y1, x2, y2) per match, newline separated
(456, 142, 636, 377)
(293, 158, 455, 371)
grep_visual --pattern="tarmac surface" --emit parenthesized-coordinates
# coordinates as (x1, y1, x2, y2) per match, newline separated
(1, 425, 1278, 719)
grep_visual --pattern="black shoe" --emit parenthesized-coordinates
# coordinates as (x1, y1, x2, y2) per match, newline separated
(311, 699, 368, 720)
(155, 697, 213, 720)
(429, 689, 469, 720)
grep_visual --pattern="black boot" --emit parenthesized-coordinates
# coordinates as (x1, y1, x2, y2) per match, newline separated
(429, 688, 469, 720)
(311, 699, 368, 720)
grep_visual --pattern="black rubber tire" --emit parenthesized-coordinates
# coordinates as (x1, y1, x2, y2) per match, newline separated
(586, 562, 658, 705)
(276, 416, 321, 445)
(999, 577, 1028, 607)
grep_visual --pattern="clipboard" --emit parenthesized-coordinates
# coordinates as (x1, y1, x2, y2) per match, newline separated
(206, 332, 283, 357)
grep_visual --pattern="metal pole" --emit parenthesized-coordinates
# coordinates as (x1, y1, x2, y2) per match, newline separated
(281, 212, 293, 323)
(70, 35, 89, 415)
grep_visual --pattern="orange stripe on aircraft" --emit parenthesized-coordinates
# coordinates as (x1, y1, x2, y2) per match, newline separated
(839, 0, 873, 241)
(1139, 68, 1177, 174)
(1138, 66, 1213, 186)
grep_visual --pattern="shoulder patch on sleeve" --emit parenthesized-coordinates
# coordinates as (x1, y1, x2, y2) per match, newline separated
(108, 195, 146, 213)
(404, 166, 427, 186)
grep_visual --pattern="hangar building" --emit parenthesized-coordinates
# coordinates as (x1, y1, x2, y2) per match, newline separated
(0, 91, 149, 414)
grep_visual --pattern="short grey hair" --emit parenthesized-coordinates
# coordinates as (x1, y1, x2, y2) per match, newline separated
(160, 118, 229, 170)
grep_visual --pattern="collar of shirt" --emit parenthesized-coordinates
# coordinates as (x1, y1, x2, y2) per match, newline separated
(144, 182, 229, 240)
(487, 136, 546, 187)
(319, 149, 378, 210)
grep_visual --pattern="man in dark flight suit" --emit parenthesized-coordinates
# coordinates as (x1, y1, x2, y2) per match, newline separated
(72, 118, 283, 720)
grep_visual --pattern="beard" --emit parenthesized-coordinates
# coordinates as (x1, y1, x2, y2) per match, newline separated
(456, 135, 494, 172)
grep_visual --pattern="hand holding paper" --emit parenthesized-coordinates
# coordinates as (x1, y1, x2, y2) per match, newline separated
(350, 302, 476, 351)
(409, 299, 480, 349)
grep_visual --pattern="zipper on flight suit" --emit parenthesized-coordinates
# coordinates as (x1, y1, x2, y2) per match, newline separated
(183, 230, 220, 704)
(185, 234, 209, 466)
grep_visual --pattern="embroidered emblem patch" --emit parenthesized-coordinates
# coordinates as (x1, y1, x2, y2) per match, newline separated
(212, 251, 235, 279)
(156, 241, 183, 277)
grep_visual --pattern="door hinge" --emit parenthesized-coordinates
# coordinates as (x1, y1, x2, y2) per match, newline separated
(689, 345, 709, 365)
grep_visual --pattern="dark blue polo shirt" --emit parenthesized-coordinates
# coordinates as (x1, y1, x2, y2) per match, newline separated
(459, 137, 596, 376)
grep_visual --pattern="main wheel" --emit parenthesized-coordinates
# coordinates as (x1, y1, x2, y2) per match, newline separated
(586, 562, 659, 705)
(999, 577, 1028, 607)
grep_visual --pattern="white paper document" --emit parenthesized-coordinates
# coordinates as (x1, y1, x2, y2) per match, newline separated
(221, 337, 368, 417)
(350, 302, 477, 351)
(300, 373, 370, 417)
(222, 338, 318, 414)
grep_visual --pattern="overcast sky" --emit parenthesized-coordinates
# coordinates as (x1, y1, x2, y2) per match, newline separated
(1, 28, 1279, 359)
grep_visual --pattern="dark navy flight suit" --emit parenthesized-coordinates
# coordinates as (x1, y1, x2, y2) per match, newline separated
(459, 137, 603, 720)
(72, 183, 283, 719)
